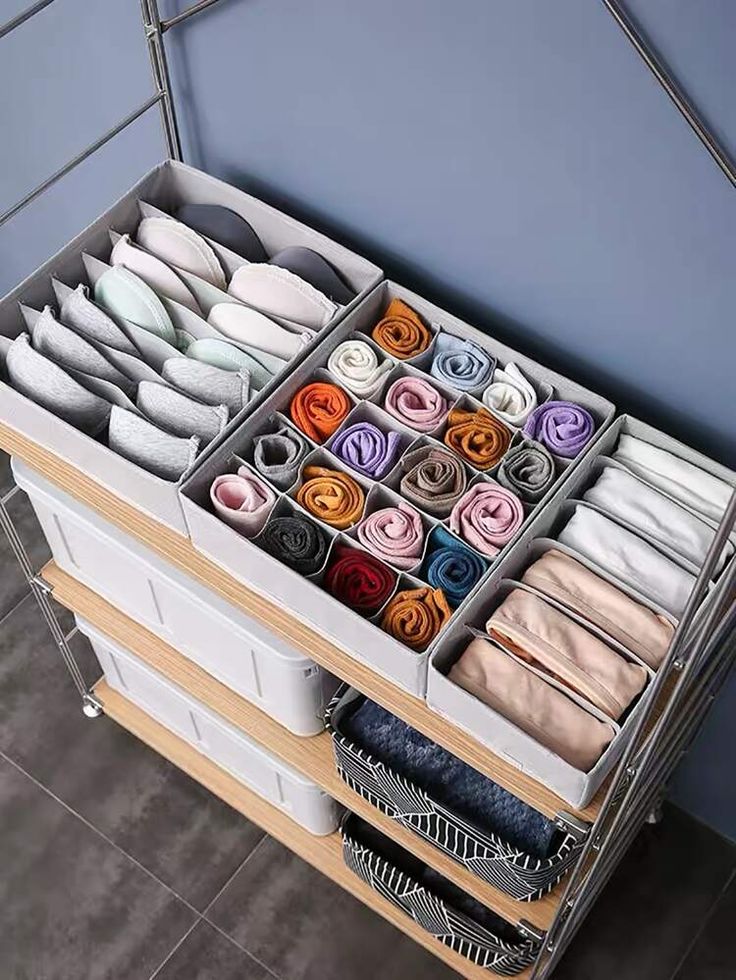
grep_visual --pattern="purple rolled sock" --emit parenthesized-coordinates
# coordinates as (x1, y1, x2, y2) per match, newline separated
(331, 421, 402, 479)
(523, 400, 595, 458)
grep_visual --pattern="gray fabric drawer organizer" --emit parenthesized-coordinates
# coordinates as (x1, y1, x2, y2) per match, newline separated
(341, 814, 539, 975)
(327, 686, 582, 902)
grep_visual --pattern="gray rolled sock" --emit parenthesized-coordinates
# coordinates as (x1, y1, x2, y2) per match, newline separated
(108, 405, 200, 481)
(253, 424, 309, 490)
(6, 334, 111, 435)
(136, 380, 229, 445)
(29, 306, 137, 397)
(162, 358, 250, 416)
(496, 439, 556, 503)
(59, 283, 138, 354)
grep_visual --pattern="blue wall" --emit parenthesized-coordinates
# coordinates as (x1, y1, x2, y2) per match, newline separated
(1, 0, 734, 838)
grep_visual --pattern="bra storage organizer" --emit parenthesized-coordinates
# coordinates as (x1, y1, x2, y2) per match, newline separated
(2, 3, 734, 979)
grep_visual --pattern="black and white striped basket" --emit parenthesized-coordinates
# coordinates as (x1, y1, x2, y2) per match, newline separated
(327, 686, 585, 902)
(341, 814, 539, 976)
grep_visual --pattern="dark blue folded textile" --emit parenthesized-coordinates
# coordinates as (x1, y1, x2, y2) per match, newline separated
(422, 525, 487, 606)
(344, 699, 557, 859)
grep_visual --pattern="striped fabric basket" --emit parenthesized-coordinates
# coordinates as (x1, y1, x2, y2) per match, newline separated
(327, 686, 585, 902)
(341, 814, 539, 976)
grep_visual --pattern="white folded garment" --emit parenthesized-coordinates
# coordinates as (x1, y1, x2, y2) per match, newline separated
(614, 434, 733, 524)
(228, 264, 337, 330)
(585, 466, 733, 573)
(208, 302, 312, 360)
(327, 339, 393, 397)
(110, 234, 202, 314)
(558, 504, 696, 619)
(136, 216, 227, 290)
(482, 362, 537, 425)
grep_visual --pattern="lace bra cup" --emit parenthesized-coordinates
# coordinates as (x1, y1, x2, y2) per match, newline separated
(268, 246, 355, 305)
(93, 266, 177, 347)
(136, 216, 227, 290)
(228, 263, 337, 330)
(110, 234, 202, 314)
(175, 203, 267, 262)
(59, 283, 139, 355)
(208, 301, 312, 361)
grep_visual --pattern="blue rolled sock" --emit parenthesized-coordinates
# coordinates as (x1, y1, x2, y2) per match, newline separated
(423, 525, 487, 606)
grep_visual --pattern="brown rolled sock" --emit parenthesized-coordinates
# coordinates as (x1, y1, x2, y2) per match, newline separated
(296, 465, 365, 529)
(381, 586, 452, 651)
(399, 445, 467, 518)
(371, 298, 432, 360)
(444, 406, 511, 470)
(290, 381, 351, 442)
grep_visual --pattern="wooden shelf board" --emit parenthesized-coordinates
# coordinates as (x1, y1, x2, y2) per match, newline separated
(2, 421, 602, 824)
(95, 679, 536, 980)
(46, 559, 561, 932)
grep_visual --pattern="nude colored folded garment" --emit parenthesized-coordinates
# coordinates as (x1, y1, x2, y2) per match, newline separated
(383, 376, 449, 432)
(296, 466, 365, 529)
(229, 264, 337, 330)
(486, 589, 648, 720)
(371, 299, 432, 359)
(449, 482, 524, 557)
(449, 637, 616, 771)
(522, 549, 674, 669)
(210, 467, 276, 536)
(614, 433, 734, 525)
(357, 502, 425, 570)
(444, 407, 511, 470)
(558, 505, 696, 619)
(290, 381, 351, 442)
(381, 586, 451, 651)
(584, 466, 732, 573)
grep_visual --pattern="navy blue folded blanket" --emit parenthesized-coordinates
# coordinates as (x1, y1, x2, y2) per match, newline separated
(343, 699, 558, 859)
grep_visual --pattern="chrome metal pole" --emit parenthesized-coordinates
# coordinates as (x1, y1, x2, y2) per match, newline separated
(0, 0, 55, 40)
(139, 0, 183, 160)
(161, 0, 224, 32)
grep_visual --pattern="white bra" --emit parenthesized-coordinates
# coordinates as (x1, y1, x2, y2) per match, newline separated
(136, 216, 227, 290)
(228, 263, 337, 330)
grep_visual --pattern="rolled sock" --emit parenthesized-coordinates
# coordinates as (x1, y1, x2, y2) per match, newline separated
(253, 425, 309, 490)
(371, 299, 432, 359)
(523, 401, 595, 458)
(482, 363, 538, 425)
(522, 549, 675, 669)
(210, 467, 275, 536)
(399, 445, 467, 518)
(584, 466, 733, 572)
(614, 433, 734, 525)
(296, 466, 365, 529)
(486, 589, 648, 721)
(444, 406, 512, 471)
(381, 587, 452, 651)
(324, 543, 397, 615)
(430, 333, 495, 391)
(107, 405, 199, 481)
(450, 482, 525, 557)
(496, 439, 556, 503)
(423, 527, 487, 606)
(357, 503, 425, 571)
(327, 339, 392, 397)
(259, 514, 329, 575)
(449, 637, 615, 772)
(383, 376, 449, 432)
(290, 381, 351, 442)
(331, 422, 402, 480)
(558, 505, 696, 619)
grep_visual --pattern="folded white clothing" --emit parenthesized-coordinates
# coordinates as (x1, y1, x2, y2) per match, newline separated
(228, 263, 337, 330)
(326, 339, 393, 397)
(136, 216, 227, 290)
(108, 405, 200, 481)
(110, 234, 202, 314)
(614, 434, 733, 524)
(208, 302, 312, 360)
(482, 362, 538, 425)
(558, 504, 696, 619)
(585, 466, 733, 574)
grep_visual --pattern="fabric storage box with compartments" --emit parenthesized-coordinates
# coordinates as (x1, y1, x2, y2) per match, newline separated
(179, 280, 615, 696)
(327, 686, 584, 901)
(79, 616, 339, 835)
(427, 415, 736, 808)
(12, 457, 333, 737)
(0, 160, 382, 532)
(341, 814, 539, 975)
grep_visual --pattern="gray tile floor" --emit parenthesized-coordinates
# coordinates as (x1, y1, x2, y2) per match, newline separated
(0, 456, 734, 979)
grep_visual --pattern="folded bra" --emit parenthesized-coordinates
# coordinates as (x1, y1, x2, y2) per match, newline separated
(268, 246, 355, 305)
(110, 233, 201, 313)
(94, 266, 177, 346)
(229, 264, 337, 330)
(208, 301, 312, 361)
(175, 203, 267, 262)
(137, 216, 227, 289)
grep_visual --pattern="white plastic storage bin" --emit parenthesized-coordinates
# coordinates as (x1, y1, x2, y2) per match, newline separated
(12, 457, 334, 737)
(79, 617, 339, 836)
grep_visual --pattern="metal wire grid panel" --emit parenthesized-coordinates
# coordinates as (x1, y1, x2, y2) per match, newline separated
(1, 2, 734, 977)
